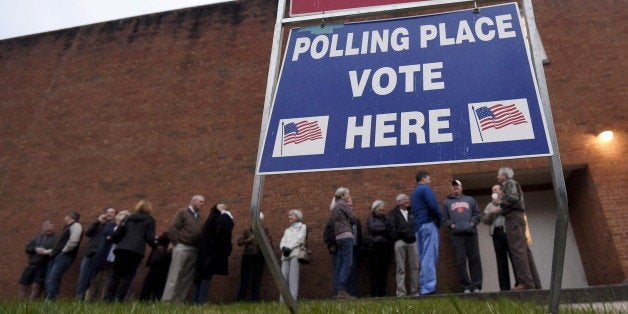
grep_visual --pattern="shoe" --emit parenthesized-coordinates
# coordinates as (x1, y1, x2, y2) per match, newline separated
(336, 291, 355, 299)
(472, 288, 481, 293)
(410, 293, 421, 297)
(463, 289, 471, 294)
(514, 285, 529, 291)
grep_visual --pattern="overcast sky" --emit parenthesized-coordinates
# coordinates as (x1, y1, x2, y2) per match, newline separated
(0, 0, 235, 41)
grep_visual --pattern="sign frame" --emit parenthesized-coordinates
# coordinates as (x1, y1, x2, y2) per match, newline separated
(249, 1, 569, 313)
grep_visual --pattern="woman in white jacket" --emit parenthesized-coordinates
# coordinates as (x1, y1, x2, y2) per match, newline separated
(279, 209, 306, 300)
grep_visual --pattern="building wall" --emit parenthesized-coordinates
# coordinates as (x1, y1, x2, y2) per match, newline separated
(0, 0, 625, 300)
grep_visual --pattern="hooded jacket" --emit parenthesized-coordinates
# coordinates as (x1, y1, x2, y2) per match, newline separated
(112, 213, 156, 256)
(442, 193, 481, 235)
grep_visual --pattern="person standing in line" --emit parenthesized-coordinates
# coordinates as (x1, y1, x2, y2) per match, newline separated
(87, 210, 129, 301)
(279, 209, 306, 301)
(18, 221, 57, 300)
(497, 167, 541, 290)
(482, 184, 513, 291)
(139, 231, 172, 301)
(442, 180, 483, 293)
(410, 170, 442, 295)
(104, 200, 156, 302)
(237, 212, 269, 302)
(194, 203, 234, 304)
(366, 200, 392, 297)
(162, 195, 206, 303)
(330, 187, 358, 299)
(44, 212, 83, 301)
(346, 216, 362, 298)
(76, 207, 116, 300)
(387, 194, 419, 297)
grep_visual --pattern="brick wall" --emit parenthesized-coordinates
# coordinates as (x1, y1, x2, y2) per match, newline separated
(567, 168, 623, 285)
(0, 0, 625, 301)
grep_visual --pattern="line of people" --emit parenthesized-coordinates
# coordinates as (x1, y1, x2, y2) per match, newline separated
(18, 196, 241, 303)
(317, 167, 541, 299)
(18, 166, 540, 302)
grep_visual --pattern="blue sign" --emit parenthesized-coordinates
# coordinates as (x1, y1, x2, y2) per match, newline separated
(258, 3, 552, 175)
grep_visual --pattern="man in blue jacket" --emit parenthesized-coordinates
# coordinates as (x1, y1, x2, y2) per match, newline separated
(410, 170, 442, 295)
(443, 180, 482, 293)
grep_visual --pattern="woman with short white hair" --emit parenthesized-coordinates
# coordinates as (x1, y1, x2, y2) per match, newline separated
(279, 209, 306, 300)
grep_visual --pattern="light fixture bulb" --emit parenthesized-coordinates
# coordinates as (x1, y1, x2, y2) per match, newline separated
(598, 130, 613, 142)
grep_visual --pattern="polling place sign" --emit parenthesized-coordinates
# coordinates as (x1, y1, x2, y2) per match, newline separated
(257, 3, 552, 175)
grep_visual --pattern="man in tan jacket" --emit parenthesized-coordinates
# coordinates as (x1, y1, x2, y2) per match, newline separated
(161, 195, 206, 302)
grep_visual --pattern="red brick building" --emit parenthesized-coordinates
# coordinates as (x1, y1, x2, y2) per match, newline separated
(0, 0, 625, 301)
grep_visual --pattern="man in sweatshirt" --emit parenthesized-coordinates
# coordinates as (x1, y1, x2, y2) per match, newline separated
(410, 170, 442, 295)
(442, 180, 482, 293)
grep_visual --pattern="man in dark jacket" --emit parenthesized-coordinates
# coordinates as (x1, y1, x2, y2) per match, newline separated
(76, 207, 116, 300)
(44, 212, 83, 300)
(387, 194, 419, 297)
(18, 221, 57, 300)
(236, 213, 269, 301)
(194, 203, 234, 304)
(442, 180, 482, 293)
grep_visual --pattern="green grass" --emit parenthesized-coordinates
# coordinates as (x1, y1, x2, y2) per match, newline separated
(0, 297, 622, 313)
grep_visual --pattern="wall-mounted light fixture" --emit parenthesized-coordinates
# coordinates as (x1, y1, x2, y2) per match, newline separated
(598, 130, 614, 142)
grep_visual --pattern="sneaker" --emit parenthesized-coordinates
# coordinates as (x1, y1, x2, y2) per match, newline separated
(410, 293, 421, 297)
(463, 289, 471, 294)
(336, 291, 355, 299)
(472, 288, 481, 293)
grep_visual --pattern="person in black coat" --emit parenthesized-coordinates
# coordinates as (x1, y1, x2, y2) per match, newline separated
(366, 200, 392, 297)
(104, 200, 156, 302)
(194, 203, 234, 304)
(139, 231, 172, 301)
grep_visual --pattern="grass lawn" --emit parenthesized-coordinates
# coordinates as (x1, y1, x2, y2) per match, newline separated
(0, 296, 620, 313)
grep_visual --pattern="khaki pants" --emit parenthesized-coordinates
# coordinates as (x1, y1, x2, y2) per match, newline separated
(161, 244, 198, 302)
(394, 239, 419, 296)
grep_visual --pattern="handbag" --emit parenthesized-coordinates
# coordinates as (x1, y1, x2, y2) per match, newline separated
(297, 245, 313, 264)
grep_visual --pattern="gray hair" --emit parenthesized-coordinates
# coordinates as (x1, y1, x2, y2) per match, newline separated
(191, 195, 205, 202)
(395, 194, 408, 202)
(330, 187, 350, 210)
(371, 200, 384, 211)
(498, 167, 514, 179)
(42, 220, 53, 227)
(288, 209, 303, 221)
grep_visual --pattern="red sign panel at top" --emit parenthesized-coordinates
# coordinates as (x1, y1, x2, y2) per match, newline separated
(290, 0, 426, 16)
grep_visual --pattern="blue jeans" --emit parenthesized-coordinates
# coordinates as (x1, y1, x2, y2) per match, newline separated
(416, 222, 439, 294)
(45, 253, 75, 300)
(334, 238, 354, 293)
(194, 277, 213, 304)
(76, 255, 95, 300)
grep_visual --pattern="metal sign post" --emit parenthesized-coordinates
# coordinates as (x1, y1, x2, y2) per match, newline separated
(249, 0, 298, 312)
(522, 1, 569, 313)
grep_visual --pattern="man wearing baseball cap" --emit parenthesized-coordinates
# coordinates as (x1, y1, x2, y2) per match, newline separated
(442, 180, 483, 293)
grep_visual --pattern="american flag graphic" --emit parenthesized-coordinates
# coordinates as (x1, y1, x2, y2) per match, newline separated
(475, 104, 527, 131)
(283, 120, 323, 145)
